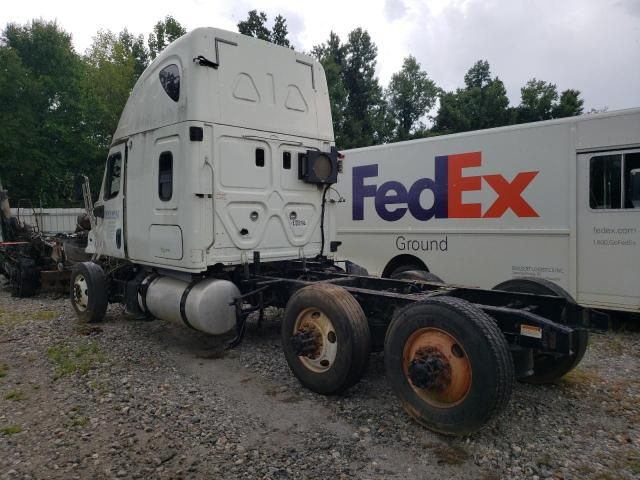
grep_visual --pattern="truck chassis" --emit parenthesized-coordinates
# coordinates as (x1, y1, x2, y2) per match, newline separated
(73, 255, 608, 435)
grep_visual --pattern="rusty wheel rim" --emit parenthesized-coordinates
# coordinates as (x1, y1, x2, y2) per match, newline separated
(402, 328, 472, 408)
(293, 307, 338, 373)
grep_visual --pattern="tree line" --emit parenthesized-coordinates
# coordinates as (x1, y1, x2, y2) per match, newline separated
(1, 12, 585, 205)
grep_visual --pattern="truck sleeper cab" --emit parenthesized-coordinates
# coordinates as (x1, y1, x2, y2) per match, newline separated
(71, 27, 607, 436)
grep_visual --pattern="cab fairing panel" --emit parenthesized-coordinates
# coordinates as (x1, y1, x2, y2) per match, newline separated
(112, 28, 333, 146)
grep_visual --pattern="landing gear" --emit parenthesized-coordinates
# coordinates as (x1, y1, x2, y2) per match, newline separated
(70, 262, 108, 323)
(281, 283, 371, 394)
(384, 297, 514, 435)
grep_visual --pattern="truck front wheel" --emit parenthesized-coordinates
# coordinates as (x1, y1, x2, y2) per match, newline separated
(492, 277, 588, 384)
(281, 284, 371, 394)
(70, 262, 108, 323)
(384, 296, 514, 435)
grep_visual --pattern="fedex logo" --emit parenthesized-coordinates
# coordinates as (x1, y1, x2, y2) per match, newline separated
(352, 152, 539, 221)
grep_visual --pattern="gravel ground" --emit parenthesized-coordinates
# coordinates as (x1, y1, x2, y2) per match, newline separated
(0, 284, 639, 480)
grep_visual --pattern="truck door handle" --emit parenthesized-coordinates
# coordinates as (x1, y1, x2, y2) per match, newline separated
(116, 228, 122, 249)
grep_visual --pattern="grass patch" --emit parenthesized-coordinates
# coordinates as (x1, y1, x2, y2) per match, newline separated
(0, 363, 7, 379)
(67, 416, 89, 428)
(1, 425, 22, 435)
(560, 368, 602, 386)
(88, 380, 108, 393)
(4, 389, 26, 401)
(47, 342, 104, 379)
(0, 309, 58, 327)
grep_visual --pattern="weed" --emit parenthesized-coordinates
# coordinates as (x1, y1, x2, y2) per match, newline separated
(1, 425, 22, 435)
(88, 380, 108, 393)
(47, 342, 104, 379)
(67, 416, 89, 427)
(4, 389, 26, 401)
(0, 363, 7, 379)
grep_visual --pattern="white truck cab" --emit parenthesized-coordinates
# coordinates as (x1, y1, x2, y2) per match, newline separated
(88, 27, 336, 271)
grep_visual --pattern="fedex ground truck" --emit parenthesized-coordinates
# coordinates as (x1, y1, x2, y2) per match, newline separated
(335, 109, 640, 313)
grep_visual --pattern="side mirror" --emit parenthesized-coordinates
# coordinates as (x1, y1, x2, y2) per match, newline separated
(630, 169, 640, 208)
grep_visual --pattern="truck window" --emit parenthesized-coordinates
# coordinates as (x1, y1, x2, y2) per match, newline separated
(159, 64, 180, 102)
(255, 148, 265, 167)
(158, 152, 173, 201)
(623, 152, 640, 209)
(589, 152, 640, 210)
(104, 152, 122, 200)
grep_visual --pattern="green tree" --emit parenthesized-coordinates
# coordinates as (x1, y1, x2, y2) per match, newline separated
(552, 89, 584, 118)
(386, 55, 439, 141)
(0, 20, 93, 205)
(341, 28, 390, 147)
(271, 15, 291, 48)
(517, 78, 558, 123)
(433, 60, 511, 134)
(237, 10, 293, 48)
(238, 10, 271, 41)
(83, 30, 144, 148)
(148, 15, 186, 60)
(312, 32, 348, 146)
(117, 29, 148, 77)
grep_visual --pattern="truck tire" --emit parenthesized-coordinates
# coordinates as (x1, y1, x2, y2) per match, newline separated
(70, 262, 108, 323)
(492, 277, 588, 384)
(391, 269, 444, 283)
(384, 296, 514, 435)
(13, 258, 38, 298)
(282, 283, 371, 395)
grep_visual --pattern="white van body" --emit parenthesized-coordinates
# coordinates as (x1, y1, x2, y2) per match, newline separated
(335, 109, 640, 312)
(87, 27, 335, 272)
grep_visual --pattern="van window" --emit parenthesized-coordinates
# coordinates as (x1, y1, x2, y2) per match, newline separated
(159, 64, 180, 102)
(104, 152, 122, 200)
(159, 152, 173, 201)
(590, 152, 640, 210)
(623, 152, 640, 209)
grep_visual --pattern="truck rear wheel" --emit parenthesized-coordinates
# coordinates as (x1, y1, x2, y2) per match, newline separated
(391, 269, 444, 283)
(70, 262, 108, 323)
(384, 296, 513, 435)
(282, 284, 371, 395)
(492, 277, 588, 384)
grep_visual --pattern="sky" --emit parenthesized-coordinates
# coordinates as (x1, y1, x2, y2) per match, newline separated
(2, 0, 639, 112)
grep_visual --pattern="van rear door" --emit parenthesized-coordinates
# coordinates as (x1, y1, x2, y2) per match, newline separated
(577, 150, 640, 311)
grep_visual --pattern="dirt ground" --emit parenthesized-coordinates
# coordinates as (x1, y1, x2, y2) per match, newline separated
(0, 286, 639, 480)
